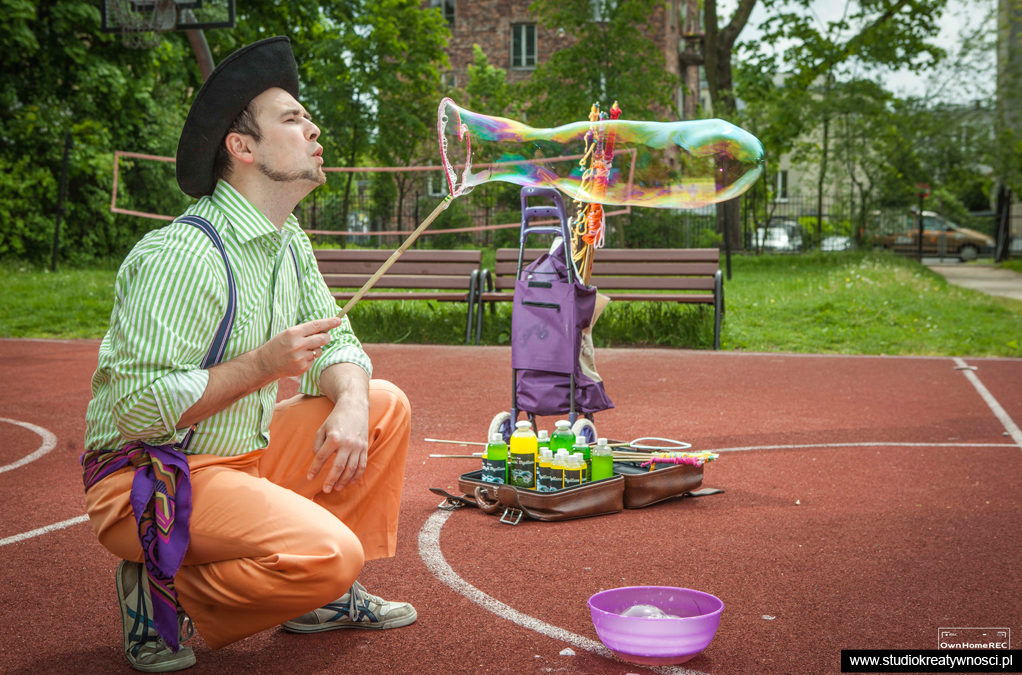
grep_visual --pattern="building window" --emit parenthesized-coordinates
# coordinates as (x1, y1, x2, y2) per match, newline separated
(430, 0, 454, 25)
(511, 24, 536, 69)
(590, 0, 617, 22)
(776, 169, 789, 201)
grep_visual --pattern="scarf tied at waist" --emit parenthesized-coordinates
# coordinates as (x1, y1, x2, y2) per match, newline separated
(81, 442, 192, 651)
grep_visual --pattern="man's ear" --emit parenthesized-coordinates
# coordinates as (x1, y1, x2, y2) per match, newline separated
(224, 131, 256, 166)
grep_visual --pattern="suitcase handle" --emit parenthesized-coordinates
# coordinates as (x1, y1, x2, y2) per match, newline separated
(473, 485, 503, 514)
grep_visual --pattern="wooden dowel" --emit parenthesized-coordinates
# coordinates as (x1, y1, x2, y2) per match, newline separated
(337, 195, 453, 319)
(424, 438, 486, 447)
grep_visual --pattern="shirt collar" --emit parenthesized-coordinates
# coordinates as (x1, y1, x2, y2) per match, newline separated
(209, 180, 298, 243)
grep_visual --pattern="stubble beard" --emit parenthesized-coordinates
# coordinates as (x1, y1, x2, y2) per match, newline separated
(257, 162, 326, 186)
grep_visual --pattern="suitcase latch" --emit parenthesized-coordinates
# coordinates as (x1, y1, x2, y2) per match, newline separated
(437, 497, 464, 511)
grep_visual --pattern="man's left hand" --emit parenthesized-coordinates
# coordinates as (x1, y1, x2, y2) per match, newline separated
(308, 404, 369, 493)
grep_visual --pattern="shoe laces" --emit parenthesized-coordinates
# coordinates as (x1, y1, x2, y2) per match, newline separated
(346, 581, 388, 622)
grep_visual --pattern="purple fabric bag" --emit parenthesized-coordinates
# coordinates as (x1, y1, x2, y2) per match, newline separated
(511, 245, 613, 415)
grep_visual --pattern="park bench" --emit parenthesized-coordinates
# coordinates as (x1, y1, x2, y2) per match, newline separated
(314, 248, 484, 344)
(476, 247, 724, 349)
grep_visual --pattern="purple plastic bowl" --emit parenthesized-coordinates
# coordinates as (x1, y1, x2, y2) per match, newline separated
(587, 586, 724, 665)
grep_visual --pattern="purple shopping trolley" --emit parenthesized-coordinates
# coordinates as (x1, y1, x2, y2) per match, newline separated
(488, 187, 613, 443)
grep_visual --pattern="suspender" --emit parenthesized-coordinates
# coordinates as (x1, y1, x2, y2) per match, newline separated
(173, 214, 303, 450)
(177, 216, 238, 369)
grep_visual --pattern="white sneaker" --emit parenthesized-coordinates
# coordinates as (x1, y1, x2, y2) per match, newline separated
(281, 581, 417, 633)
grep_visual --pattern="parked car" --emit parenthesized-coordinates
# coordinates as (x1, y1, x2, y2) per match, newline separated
(752, 221, 803, 252)
(876, 211, 993, 261)
(820, 235, 852, 251)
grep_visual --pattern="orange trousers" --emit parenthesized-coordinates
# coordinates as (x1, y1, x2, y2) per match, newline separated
(84, 379, 411, 649)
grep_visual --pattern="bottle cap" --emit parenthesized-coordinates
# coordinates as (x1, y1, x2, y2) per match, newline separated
(490, 433, 504, 443)
(597, 437, 608, 445)
(537, 429, 550, 440)
(554, 449, 569, 459)
(515, 420, 532, 429)
(574, 434, 587, 445)
(541, 448, 553, 460)
(555, 420, 571, 429)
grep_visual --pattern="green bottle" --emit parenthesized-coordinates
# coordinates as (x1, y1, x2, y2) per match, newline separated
(537, 429, 551, 454)
(591, 437, 614, 481)
(481, 433, 508, 484)
(550, 420, 575, 454)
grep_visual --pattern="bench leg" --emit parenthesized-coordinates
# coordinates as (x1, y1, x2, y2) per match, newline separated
(713, 269, 724, 350)
(466, 270, 480, 344)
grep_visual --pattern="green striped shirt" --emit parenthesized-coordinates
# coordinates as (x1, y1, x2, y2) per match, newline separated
(85, 180, 371, 456)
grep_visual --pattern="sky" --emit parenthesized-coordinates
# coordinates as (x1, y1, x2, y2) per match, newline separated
(721, 0, 997, 104)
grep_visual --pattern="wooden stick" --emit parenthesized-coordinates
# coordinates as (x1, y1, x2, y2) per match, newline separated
(337, 195, 453, 319)
(423, 437, 486, 447)
(428, 453, 482, 459)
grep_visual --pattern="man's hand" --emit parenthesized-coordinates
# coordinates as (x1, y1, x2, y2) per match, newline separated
(259, 316, 341, 379)
(306, 362, 370, 494)
(308, 404, 369, 493)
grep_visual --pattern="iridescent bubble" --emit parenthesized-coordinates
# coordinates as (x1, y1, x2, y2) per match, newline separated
(437, 98, 764, 209)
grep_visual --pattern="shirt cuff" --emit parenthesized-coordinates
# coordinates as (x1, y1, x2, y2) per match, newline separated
(152, 368, 210, 434)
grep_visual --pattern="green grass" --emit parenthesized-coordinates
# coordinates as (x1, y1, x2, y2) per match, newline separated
(999, 259, 1022, 274)
(2, 251, 1020, 356)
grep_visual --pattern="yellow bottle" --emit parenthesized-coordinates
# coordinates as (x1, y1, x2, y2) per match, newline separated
(508, 420, 538, 488)
(551, 449, 569, 490)
(563, 454, 585, 488)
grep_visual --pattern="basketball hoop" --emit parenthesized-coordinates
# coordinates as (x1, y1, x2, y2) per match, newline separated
(104, 0, 178, 48)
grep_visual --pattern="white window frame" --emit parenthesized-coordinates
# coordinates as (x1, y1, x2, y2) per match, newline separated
(775, 169, 789, 202)
(511, 23, 536, 70)
(430, 0, 454, 25)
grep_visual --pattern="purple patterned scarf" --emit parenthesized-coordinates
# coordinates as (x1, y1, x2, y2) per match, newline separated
(81, 442, 192, 651)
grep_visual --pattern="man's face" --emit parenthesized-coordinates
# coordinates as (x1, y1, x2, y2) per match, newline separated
(248, 87, 326, 188)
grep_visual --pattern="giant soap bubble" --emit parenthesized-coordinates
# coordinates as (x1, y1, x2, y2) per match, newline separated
(437, 98, 764, 209)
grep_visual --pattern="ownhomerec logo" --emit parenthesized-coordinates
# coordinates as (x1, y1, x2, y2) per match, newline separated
(939, 627, 1011, 650)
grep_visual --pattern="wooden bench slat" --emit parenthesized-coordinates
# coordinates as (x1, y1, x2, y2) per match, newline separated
(331, 291, 469, 301)
(323, 274, 473, 290)
(319, 261, 480, 276)
(315, 249, 480, 263)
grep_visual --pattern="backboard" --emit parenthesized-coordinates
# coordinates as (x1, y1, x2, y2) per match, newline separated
(100, 0, 236, 36)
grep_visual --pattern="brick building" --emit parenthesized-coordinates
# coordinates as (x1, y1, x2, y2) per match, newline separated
(425, 0, 688, 114)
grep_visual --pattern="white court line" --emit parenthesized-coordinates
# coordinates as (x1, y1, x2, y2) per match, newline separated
(0, 514, 89, 547)
(713, 441, 1016, 453)
(418, 509, 707, 675)
(952, 357, 1022, 450)
(0, 417, 57, 474)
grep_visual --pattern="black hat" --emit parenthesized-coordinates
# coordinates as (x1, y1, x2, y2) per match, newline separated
(176, 36, 300, 198)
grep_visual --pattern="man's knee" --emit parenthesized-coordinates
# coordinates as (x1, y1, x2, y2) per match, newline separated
(369, 379, 410, 431)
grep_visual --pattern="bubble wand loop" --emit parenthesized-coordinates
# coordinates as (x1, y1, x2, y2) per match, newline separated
(336, 194, 453, 319)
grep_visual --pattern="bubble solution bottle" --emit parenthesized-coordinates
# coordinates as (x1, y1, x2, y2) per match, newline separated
(572, 434, 592, 482)
(536, 448, 554, 492)
(550, 420, 575, 455)
(537, 429, 551, 455)
(481, 433, 508, 484)
(563, 454, 586, 488)
(508, 420, 538, 489)
(551, 449, 569, 490)
(591, 437, 614, 481)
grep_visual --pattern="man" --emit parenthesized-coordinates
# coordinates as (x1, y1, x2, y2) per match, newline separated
(81, 37, 415, 672)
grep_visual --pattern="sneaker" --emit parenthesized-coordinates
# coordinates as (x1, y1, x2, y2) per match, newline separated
(281, 581, 417, 633)
(115, 560, 196, 672)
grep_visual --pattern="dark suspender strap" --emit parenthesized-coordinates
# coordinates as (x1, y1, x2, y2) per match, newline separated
(175, 215, 237, 451)
(289, 244, 301, 285)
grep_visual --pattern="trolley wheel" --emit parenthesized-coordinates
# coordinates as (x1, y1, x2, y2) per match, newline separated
(488, 411, 513, 444)
(571, 417, 597, 444)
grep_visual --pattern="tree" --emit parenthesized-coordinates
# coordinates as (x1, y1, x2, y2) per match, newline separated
(525, 0, 678, 126)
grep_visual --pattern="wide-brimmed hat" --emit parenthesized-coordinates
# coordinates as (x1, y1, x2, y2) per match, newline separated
(176, 36, 300, 198)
